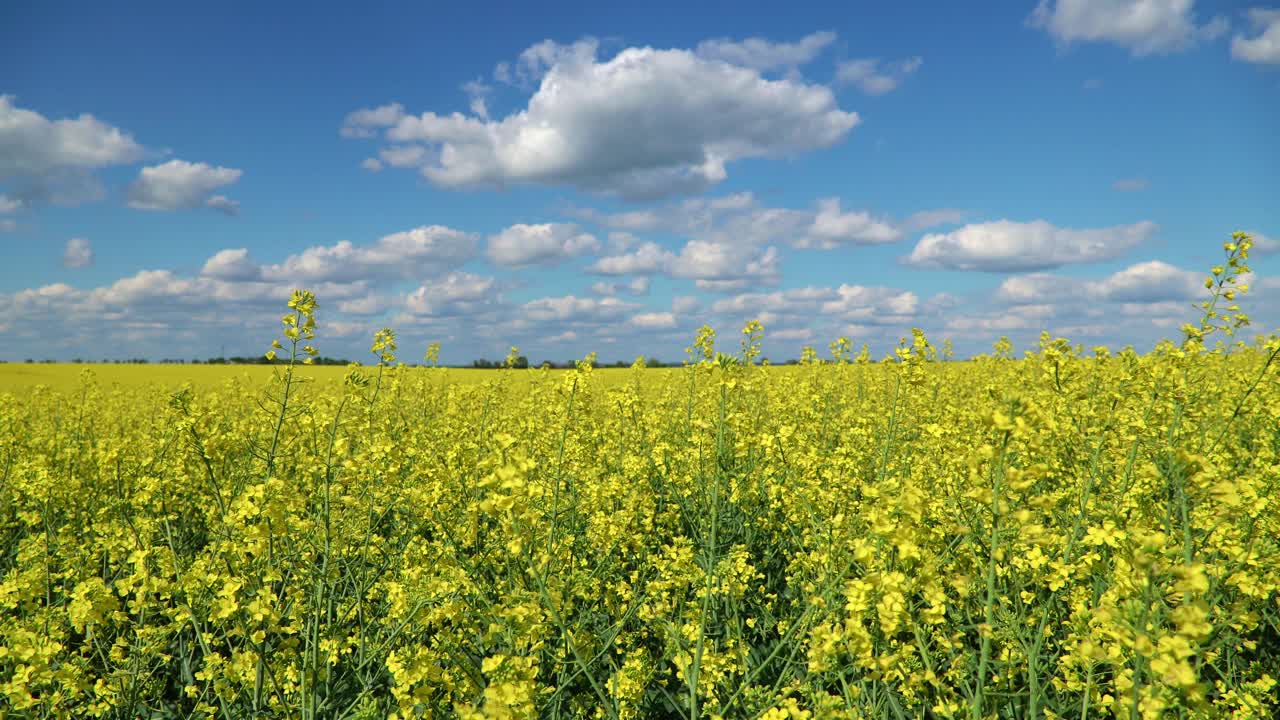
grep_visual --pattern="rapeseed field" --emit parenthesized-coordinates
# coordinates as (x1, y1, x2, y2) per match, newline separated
(1, 235, 1277, 718)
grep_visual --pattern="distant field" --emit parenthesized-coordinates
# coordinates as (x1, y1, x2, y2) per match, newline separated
(0, 362, 682, 393)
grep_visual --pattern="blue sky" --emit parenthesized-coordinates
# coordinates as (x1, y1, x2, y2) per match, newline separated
(2, 0, 1278, 363)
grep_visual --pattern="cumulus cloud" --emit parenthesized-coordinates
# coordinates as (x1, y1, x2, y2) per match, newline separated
(589, 239, 781, 292)
(201, 248, 261, 281)
(835, 57, 924, 95)
(197, 226, 477, 286)
(520, 295, 638, 323)
(994, 260, 1204, 304)
(711, 285, 920, 328)
(572, 192, 949, 252)
(1028, 0, 1228, 56)
(127, 160, 243, 214)
(695, 31, 836, 71)
(404, 271, 499, 316)
(485, 223, 600, 267)
(0, 95, 144, 179)
(62, 238, 93, 268)
(343, 38, 859, 198)
(1232, 8, 1280, 64)
(905, 219, 1158, 271)
(0, 95, 145, 205)
(630, 311, 677, 329)
(266, 226, 477, 283)
(588, 241, 676, 275)
(804, 198, 903, 247)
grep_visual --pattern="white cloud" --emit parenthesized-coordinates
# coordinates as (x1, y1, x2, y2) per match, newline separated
(520, 295, 637, 323)
(1248, 230, 1278, 255)
(404, 271, 499, 316)
(630, 311, 677, 329)
(995, 260, 1204, 304)
(835, 57, 924, 95)
(344, 39, 859, 198)
(591, 277, 650, 296)
(127, 159, 243, 214)
(62, 238, 93, 268)
(672, 295, 702, 314)
(1232, 8, 1280, 64)
(590, 238, 781, 292)
(1112, 177, 1150, 191)
(201, 248, 261, 281)
(379, 145, 429, 168)
(804, 198, 903, 247)
(341, 103, 406, 138)
(1028, 0, 1228, 56)
(695, 31, 836, 71)
(0, 194, 23, 213)
(0, 95, 144, 180)
(588, 241, 675, 275)
(485, 223, 600, 267)
(205, 195, 240, 215)
(572, 192, 946, 251)
(678, 242, 781, 291)
(361, 157, 384, 172)
(905, 219, 1158, 271)
(266, 226, 477, 283)
(0, 96, 145, 206)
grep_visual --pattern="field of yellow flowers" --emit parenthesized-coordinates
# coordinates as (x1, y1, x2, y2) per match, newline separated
(2, 235, 1278, 719)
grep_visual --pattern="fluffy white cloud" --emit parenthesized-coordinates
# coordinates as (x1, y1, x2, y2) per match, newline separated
(630, 311, 677, 329)
(520, 295, 637, 323)
(805, 198, 903, 247)
(404, 271, 499, 316)
(265, 226, 477, 283)
(127, 160, 243, 214)
(201, 248, 261, 281)
(485, 223, 600, 267)
(695, 31, 836, 71)
(62, 238, 93, 269)
(573, 192, 948, 252)
(906, 219, 1158, 271)
(344, 39, 859, 198)
(994, 260, 1204, 304)
(835, 57, 923, 95)
(0, 95, 144, 181)
(1028, 0, 1228, 55)
(1232, 8, 1280, 64)
(588, 241, 675, 275)
(590, 239, 781, 291)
